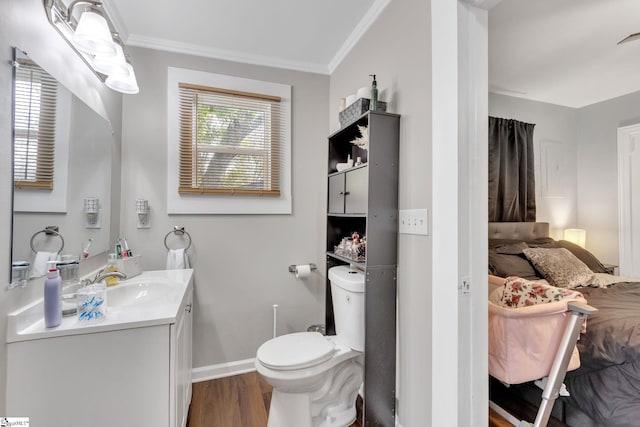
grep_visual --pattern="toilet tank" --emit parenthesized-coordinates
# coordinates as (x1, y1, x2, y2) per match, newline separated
(328, 266, 365, 352)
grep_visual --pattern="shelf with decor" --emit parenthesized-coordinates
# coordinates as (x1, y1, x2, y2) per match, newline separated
(325, 109, 399, 427)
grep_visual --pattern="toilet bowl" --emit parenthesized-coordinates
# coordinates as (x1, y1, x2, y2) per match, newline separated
(255, 266, 365, 427)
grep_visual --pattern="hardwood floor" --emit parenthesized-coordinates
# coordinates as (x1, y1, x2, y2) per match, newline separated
(186, 371, 513, 427)
(186, 371, 361, 427)
(489, 407, 515, 427)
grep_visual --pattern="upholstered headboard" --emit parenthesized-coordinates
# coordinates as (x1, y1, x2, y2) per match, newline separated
(488, 222, 549, 240)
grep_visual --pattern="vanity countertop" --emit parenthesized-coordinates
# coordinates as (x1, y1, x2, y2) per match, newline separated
(7, 269, 193, 343)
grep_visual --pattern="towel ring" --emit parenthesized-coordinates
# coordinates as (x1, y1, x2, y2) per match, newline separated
(30, 227, 65, 254)
(164, 226, 192, 251)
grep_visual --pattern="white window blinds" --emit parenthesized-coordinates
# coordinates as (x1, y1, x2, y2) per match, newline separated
(13, 58, 58, 190)
(178, 83, 283, 196)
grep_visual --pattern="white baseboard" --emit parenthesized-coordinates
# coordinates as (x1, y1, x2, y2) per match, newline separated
(191, 358, 256, 383)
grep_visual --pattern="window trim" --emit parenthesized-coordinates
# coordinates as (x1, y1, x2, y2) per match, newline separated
(167, 67, 292, 214)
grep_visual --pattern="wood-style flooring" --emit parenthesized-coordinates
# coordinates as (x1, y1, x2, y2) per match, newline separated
(186, 371, 514, 427)
(489, 407, 516, 427)
(186, 371, 362, 427)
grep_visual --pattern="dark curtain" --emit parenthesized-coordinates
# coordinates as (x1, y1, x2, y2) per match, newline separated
(488, 117, 536, 222)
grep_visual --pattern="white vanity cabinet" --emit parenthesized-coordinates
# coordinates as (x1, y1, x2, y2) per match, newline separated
(6, 271, 194, 427)
(172, 289, 193, 427)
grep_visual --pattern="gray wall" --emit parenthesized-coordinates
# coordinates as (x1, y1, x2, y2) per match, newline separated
(576, 91, 640, 265)
(0, 0, 123, 413)
(329, 0, 433, 424)
(489, 93, 579, 240)
(120, 46, 330, 368)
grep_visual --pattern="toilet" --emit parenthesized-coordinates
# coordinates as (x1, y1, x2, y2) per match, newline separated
(255, 265, 365, 427)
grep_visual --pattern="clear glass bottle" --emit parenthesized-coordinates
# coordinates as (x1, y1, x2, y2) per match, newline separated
(104, 253, 120, 287)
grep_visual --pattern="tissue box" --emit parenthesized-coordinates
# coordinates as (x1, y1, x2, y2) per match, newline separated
(115, 254, 142, 279)
(339, 98, 387, 128)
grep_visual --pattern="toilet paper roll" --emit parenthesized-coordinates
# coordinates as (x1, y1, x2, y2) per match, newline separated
(294, 264, 311, 280)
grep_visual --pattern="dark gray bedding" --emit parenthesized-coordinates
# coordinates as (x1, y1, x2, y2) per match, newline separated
(565, 281, 640, 426)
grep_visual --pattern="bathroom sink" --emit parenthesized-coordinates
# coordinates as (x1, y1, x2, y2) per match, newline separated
(7, 269, 194, 343)
(107, 280, 176, 308)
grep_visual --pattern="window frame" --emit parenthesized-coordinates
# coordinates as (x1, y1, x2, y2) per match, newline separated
(167, 67, 292, 214)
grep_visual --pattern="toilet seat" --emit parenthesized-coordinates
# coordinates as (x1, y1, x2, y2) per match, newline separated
(257, 332, 336, 370)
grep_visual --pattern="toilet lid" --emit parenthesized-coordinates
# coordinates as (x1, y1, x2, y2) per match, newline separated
(257, 332, 336, 370)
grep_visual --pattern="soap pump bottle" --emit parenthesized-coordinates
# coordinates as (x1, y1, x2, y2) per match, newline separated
(369, 74, 378, 112)
(44, 260, 62, 328)
(104, 253, 120, 287)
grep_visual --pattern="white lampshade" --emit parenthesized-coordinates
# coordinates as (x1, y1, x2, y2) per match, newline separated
(72, 10, 117, 56)
(564, 228, 586, 248)
(92, 42, 128, 76)
(106, 62, 139, 94)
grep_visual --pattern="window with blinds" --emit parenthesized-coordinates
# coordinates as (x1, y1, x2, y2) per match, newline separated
(178, 83, 283, 196)
(13, 58, 58, 190)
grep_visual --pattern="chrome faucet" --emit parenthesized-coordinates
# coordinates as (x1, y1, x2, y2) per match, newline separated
(81, 269, 127, 286)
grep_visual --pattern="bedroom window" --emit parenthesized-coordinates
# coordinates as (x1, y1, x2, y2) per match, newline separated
(13, 58, 58, 190)
(178, 84, 282, 196)
(167, 67, 291, 214)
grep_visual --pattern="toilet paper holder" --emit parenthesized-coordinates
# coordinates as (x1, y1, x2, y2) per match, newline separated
(288, 263, 317, 273)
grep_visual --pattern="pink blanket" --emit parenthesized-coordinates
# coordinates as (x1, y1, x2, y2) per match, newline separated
(488, 276, 584, 384)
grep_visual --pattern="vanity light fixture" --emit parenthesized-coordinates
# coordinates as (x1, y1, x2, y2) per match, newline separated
(84, 197, 101, 228)
(44, 0, 139, 95)
(136, 198, 150, 229)
(72, 6, 116, 56)
(106, 60, 139, 94)
(92, 39, 128, 76)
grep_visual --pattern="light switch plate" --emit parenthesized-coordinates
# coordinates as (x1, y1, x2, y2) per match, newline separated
(399, 208, 429, 235)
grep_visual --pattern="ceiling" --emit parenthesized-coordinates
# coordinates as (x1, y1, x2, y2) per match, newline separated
(106, 0, 639, 108)
(106, 0, 386, 75)
(490, 0, 640, 108)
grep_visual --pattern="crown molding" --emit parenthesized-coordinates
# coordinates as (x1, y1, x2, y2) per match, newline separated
(327, 0, 392, 74)
(125, 34, 330, 75)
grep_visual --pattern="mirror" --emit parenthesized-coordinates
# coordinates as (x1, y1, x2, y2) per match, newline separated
(11, 48, 113, 283)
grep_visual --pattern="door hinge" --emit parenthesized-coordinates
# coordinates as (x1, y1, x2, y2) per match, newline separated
(459, 277, 471, 296)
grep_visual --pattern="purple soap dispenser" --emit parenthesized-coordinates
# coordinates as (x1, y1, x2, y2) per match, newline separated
(44, 260, 62, 328)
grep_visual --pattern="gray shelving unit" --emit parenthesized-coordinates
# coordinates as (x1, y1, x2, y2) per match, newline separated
(325, 110, 400, 427)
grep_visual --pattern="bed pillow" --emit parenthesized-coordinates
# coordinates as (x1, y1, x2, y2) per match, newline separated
(525, 237, 561, 248)
(489, 249, 540, 280)
(499, 276, 584, 308)
(493, 242, 528, 255)
(522, 247, 595, 288)
(557, 240, 608, 273)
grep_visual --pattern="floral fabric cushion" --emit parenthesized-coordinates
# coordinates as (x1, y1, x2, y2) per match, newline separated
(522, 247, 595, 289)
(499, 276, 585, 308)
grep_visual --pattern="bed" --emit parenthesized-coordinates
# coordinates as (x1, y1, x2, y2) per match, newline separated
(488, 222, 640, 427)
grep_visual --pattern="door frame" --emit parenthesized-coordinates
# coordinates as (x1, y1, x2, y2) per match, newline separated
(617, 123, 640, 276)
